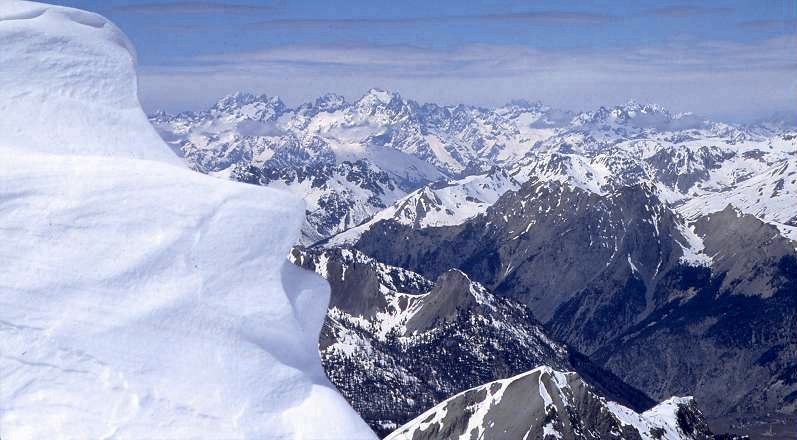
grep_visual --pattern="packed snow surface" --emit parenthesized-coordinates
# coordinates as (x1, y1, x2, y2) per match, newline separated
(0, 2, 374, 439)
(0, 1, 178, 165)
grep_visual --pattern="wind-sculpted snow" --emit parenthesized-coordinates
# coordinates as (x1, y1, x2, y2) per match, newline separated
(0, 2, 373, 439)
(0, 1, 178, 165)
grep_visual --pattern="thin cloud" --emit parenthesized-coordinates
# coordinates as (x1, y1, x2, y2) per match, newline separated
(138, 37, 796, 120)
(472, 11, 618, 24)
(738, 18, 797, 30)
(643, 5, 733, 17)
(186, 37, 796, 76)
(115, 1, 274, 14)
(248, 10, 617, 29)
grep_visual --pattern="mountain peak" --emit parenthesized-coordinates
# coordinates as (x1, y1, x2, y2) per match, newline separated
(616, 99, 670, 116)
(434, 268, 473, 289)
(213, 91, 284, 111)
(570, 100, 703, 130)
(387, 367, 717, 440)
(313, 92, 347, 111)
(362, 87, 400, 104)
(211, 92, 286, 121)
(505, 99, 546, 110)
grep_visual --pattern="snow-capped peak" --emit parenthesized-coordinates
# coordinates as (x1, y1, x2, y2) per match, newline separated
(503, 99, 547, 111)
(211, 91, 286, 121)
(363, 87, 399, 104)
(151, 81, 796, 246)
(313, 92, 348, 110)
(573, 100, 670, 126)
(387, 366, 716, 440)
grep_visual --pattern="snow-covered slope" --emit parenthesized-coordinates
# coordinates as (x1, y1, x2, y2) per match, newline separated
(231, 159, 407, 244)
(297, 97, 794, 247)
(149, 92, 570, 243)
(387, 367, 717, 440)
(0, 3, 373, 439)
(679, 157, 797, 240)
(151, 89, 448, 185)
(328, 167, 520, 245)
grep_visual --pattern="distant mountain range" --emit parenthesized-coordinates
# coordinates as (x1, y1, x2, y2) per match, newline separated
(152, 90, 795, 244)
(151, 91, 795, 438)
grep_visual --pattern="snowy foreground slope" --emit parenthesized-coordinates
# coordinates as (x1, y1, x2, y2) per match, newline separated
(0, 2, 373, 439)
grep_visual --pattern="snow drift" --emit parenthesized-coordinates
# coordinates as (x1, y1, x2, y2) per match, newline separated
(0, 2, 373, 438)
(0, 0, 178, 164)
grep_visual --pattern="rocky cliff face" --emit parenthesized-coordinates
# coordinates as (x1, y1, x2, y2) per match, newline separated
(343, 180, 797, 423)
(291, 247, 654, 436)
(594, 207, 797, 421)
(353, 181, 688, 327)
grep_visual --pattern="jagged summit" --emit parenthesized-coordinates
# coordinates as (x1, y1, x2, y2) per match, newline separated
(504, 98, 547, 110)
(312, 92, 348, 110)
(570, 99, 710, 131)
(362, 87, 400, 103)
(154, 85, 794, 244)
(293, 247, 656, 436)
(386, 366, 720, 440)
(211, 91, 286, 120)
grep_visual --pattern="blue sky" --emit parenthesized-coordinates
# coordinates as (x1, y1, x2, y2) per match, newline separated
(51, 0, 796, 120)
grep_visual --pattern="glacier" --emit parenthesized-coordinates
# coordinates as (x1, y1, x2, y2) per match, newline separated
(0, 2, 374, 439)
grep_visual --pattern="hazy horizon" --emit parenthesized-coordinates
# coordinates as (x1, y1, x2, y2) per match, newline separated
(49, 0, 797, 122)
